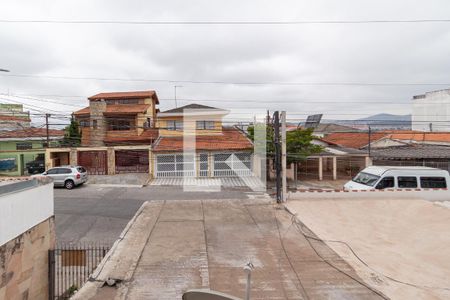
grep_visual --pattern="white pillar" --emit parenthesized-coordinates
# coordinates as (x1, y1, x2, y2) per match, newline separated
(318, 157, 323, 181)
(365, 156, 373, 167)
(332, 156, 337, 180)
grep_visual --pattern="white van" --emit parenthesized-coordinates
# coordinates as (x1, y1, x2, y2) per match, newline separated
(344, 166, 450, 190)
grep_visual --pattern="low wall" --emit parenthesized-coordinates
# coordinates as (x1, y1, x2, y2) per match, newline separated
(0, 217, 55, 300)
(0, 178, 55, 300)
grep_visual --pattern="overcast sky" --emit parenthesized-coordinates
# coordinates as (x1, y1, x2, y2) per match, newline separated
(0, 0, 449, 125)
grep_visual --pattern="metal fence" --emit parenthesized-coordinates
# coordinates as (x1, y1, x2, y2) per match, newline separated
(48, 242, 111, 300)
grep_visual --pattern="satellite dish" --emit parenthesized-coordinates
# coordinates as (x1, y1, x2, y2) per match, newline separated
(182, 289, 242, 300)
(304, 114, 323, 129)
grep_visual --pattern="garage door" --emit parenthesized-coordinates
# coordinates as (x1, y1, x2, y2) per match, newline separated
(213, 153, 252, 177)
(77, 151, 107, 175)
(156, 154, 195, 177)
(115, 150, 149, 173)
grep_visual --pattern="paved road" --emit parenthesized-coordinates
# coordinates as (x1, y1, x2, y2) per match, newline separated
(54, 184, 256, 243)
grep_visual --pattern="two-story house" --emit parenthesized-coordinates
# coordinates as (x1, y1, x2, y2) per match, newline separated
(151, 104, 253, 178)
(73, 90, 159, 146)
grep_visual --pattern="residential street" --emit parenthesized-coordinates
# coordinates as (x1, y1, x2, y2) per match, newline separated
(54, 184, 257, 243)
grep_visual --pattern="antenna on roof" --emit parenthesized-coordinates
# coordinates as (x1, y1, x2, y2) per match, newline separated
(174, 85, 183, 108)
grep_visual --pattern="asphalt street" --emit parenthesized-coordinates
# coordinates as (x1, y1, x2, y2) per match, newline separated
(54, 184, 255, 243)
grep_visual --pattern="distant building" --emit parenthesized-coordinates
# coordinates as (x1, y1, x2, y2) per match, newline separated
(0, 103, 31, 130)
(412, 89, 450, 132)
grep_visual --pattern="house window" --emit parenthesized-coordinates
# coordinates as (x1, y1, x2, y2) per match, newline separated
(167, 120, 183, 131)
(79, 120, 90, 127)
(109, 119, 133, 130)
(105, 100, 116, 105)
(196, 121, 215, 130)
(118, 99, 139, 104)
(92, 120, 98, 129)
(16, 142, 33, 150)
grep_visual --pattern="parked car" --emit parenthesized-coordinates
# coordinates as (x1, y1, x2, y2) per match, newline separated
(344, 166, 450, 190)
(37, 166, 88, 189)
(26, 155, 45, 174)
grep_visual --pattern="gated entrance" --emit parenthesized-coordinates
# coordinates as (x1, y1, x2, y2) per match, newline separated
(115, 150, 149, 173)
(77, 151, 107, 175)
(213, 153, 252, 177)
(48, 243, 110, 300)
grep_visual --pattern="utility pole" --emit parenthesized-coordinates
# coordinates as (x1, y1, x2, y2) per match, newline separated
(368, 125, 371, 157)
(273, 111, 281, 203)
(45, 113, 50, 148)
(281, 111, 287, 202)
(174, 85, 183, 108)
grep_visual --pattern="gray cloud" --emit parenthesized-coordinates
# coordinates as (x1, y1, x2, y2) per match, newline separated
(0, 0, 450, 123)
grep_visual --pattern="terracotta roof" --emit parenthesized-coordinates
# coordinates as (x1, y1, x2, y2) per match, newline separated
(0, 115, 31, 122)
(385, 132, 450, 143)
(88, 90, 159, 103)
(153, 128, 253, 152)
(0, 128, 64, 139)
(74, 104, 151, 116)
(322, 132, 386, 149)
(103, 129, 159, 144)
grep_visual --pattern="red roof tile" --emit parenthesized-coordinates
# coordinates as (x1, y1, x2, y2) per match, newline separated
(321, 132, 386, 149)
(88, 90, 159, 103)
(386, 132, 450, 143)
(74, 104, 151, 116)
(0, 115, 31, 122)
(153, 128, 253, 152)
(0, 128, 64, 139)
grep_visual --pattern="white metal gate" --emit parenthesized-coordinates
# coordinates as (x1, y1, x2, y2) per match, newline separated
(213, 153, 252, 177)
(155, 154, 195, 177)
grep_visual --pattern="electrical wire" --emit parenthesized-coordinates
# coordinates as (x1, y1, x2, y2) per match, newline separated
(2, 73, 449, 86)
(1, 19, 450, 25)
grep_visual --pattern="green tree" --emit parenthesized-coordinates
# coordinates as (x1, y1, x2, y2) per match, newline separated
(62, 119, 81, 147)
(247, 125, 322, 180)
(286, 128, 322, 164)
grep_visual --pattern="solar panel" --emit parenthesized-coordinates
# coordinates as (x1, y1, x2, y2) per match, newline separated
(304, 114, 323, 129)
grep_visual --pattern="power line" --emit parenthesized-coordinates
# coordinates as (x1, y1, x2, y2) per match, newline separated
(2, 73, 449, 86)
(0, 19, 450, 25)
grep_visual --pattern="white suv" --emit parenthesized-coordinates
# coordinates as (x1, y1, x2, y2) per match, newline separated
(39, 166, 88, 189)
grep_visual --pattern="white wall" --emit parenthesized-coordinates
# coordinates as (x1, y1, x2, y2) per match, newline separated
(412, 89, 450, 132)
(0, 181, 54, 246)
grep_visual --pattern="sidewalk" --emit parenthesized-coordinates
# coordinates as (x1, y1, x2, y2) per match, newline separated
(74, 198, 383, 300)
(87, 173, 149, 187)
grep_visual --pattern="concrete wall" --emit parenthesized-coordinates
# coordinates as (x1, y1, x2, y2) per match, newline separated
(0, 180, 54, 245)
(0, 217, 55, 300)
(412, 89, 450, 132)
(0, 178, 55, 300)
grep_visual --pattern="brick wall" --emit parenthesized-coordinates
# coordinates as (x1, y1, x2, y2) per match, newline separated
(0, 217, 55, 300)
(89, 100, 107, 146)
